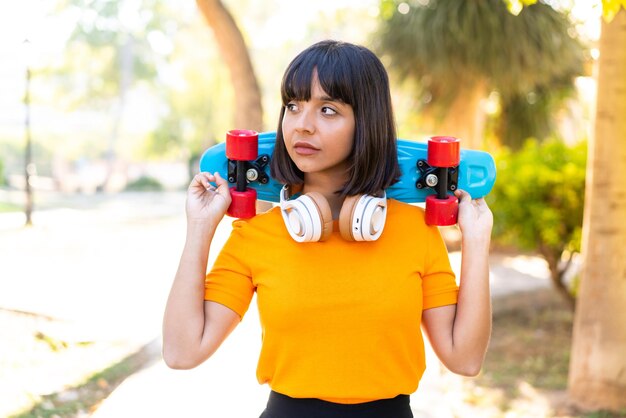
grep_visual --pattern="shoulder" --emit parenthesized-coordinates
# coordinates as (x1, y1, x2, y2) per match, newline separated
(383, 199, 444, 240)
(230, 205, 286, 238)
(386, 199, 427, 224)
(232, 204, 281, 225)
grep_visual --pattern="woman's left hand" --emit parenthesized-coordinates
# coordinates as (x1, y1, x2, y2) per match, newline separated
(454, 189, 493, 241)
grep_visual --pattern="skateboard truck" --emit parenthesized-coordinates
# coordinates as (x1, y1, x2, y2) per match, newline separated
(224, 129, 260, 218)
(419, 136, 461, 226)
(416, 160, 458, 194)
(227, 154, 270, 187)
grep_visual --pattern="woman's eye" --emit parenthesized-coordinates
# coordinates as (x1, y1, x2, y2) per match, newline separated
(286, 103, 298, 112)
(321, 106, 337, 115)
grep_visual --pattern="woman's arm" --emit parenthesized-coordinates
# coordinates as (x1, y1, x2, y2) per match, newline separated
(422, 189, 493, 376)
(162, 172, 239, 369)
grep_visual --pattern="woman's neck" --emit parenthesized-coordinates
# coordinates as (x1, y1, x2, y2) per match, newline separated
(303, 172, 347, 219)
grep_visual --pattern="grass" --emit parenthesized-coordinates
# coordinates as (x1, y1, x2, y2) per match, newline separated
(469, 290, 626, 418)
(481, 299, 573, 395)
(0, 201, 21, 212)
(0, 307, 160, 418)
(8, 339, 159, 418)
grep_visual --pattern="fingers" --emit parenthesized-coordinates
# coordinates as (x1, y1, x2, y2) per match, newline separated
(213, 172, 229, 193)
(191, 172, 224, 190)
(190, 172, 231, 203)
(454, 189, 472, 204)
(190, 172, 211, 190)
(454, 189, 491, 211)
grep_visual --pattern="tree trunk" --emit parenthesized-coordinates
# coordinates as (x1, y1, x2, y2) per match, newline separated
(103, 36, 132, 192)
(195, 0, 263, 132)
(432, 80, 488, 150)
(568, 9, 626, 412)
(540, 245, 576, 310)
(196, 0, 272, 213)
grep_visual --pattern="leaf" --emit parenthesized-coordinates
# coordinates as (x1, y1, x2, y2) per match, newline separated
(602, 0, 626, 21)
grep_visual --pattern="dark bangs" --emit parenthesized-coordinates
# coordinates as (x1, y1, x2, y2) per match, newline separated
(280, 44, 356, 107)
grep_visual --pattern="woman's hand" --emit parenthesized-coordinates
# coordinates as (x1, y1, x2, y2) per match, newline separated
(454, 189, 493, 242)
(185, 172, 232, 227)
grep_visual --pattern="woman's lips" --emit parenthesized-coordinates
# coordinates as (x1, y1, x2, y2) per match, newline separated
(293, 141, 320, 156)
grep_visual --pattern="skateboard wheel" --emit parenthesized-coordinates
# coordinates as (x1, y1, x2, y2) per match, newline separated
(428, 136, 460, 168)
(425, 194, 458, 226)
(227, 187, 257, 219)
(226, 130, 258, 161)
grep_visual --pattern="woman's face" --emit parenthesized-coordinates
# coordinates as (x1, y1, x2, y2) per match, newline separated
(281, 72, 355, 180)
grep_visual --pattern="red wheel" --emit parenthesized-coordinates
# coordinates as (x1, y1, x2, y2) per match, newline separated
(425, 194, 458, 226)
(226, 129, 258, 161)
(427, 136, 460, 167)
(227, 187, 257, 219)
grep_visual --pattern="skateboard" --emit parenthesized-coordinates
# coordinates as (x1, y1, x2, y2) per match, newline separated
(199, 130, 496, 225)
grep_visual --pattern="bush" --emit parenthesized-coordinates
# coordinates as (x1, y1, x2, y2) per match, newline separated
(487, 139, 587, 306)
(124, 176, 164, 191)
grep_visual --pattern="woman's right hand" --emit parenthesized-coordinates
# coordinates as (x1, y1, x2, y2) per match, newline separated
(185, 172, 232, 227)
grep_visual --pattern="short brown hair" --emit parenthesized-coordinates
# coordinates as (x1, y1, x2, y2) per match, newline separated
(270, 40, 401, 197)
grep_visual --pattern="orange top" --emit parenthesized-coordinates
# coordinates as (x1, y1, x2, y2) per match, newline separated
(205, 199, 458, 403)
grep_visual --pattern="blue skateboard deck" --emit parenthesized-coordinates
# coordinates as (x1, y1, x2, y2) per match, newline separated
(199, 131, 496, 204)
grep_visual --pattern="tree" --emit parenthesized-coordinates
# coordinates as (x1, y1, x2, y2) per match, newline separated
(568, 6, 626, 411)
(375, 0, 585, 149)
(195, 0, 263, 132)
(488, 139, 586, 308)
(54, 0, 175, 189)
(145, 35, 235, 180)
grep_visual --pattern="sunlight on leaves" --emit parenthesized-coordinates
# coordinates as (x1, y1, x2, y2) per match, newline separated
(602, 0, 626, 21)
(503, 0, 538, 15)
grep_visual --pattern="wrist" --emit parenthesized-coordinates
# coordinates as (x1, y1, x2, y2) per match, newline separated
(186, 218, 219, 236)
(461, 235, 491, 252)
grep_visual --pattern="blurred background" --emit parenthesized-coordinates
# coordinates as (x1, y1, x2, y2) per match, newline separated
(1, 0, 625, 417)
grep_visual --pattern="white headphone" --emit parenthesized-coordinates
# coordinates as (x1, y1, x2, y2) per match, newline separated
(279, 184, 387, 242)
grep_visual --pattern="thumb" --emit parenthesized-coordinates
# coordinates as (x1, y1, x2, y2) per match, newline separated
(213, 172, 232, 200)
(454, 189, 471, 204)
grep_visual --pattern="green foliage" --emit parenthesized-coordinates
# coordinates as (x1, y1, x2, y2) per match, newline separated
(0, 156, 5, 186)
(496, 81, 577, 150)
(377, 0, 585, 98)
(375, 0, 586, 148)
(47, 0, 230, 164)
(602, 0, 626, 21)
(0, 202, 22, 213)
(487, 139, 587, 260)
(124, 176, 163, 191)
(507, 0, 626, 21)
(48, 1, 162, 111)
(143, 115, 183, 159)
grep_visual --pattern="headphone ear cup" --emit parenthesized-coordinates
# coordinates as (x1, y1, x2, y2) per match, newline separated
(338, 195, 361, 241)
(339, 193, 387, 241)
(281, 198, 313, 242)
(280, 186, 318, 242)
(359, 195, 387, 241)
(304, 192, 333, 241)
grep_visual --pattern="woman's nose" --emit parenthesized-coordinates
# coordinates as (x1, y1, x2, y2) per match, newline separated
(294, 108, 315, 134)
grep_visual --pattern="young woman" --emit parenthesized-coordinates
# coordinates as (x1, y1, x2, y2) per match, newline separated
(163, 40, 493, 418)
